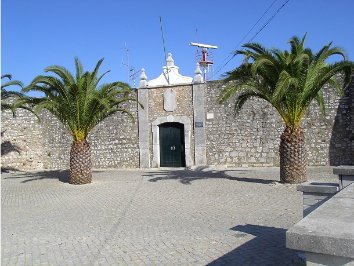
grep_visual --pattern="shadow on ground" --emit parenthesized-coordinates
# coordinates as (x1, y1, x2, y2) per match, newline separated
(144, 169, 276, 185)
(3, 169, 71, 183)
(2, 169, 108, 184)
(206, 224, 305, 266)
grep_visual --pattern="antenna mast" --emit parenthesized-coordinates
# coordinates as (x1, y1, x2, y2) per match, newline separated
(121, 43, 131, 84)
(121, 43, 139, 86)
(159, 16, 170, 84)
(125, 43, 129, 83)
(190, 42, 218, 81)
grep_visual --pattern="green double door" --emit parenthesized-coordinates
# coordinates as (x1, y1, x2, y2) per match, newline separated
(159, 123, 185, 167)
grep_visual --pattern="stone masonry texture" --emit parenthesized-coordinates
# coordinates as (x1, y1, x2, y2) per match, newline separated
(204, 78, 354, 168)
(147, 85, 195, 165)
(1, 91, 140, 170)
(1, 77, 353, 170)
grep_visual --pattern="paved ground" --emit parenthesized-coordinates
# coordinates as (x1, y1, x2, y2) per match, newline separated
(1, 166, 338, 265)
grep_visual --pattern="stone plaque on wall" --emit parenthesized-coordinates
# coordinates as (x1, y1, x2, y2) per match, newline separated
(195, 122, 203, 128)
(164, 89, 177, 112)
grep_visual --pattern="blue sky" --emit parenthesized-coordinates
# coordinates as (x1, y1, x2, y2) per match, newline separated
(2, 0, 354, 96)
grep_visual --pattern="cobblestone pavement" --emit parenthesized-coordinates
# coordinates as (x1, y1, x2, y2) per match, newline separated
(2, 166, 337, 265)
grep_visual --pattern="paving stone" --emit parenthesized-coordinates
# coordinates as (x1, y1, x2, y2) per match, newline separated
(1, 167, 336, 265)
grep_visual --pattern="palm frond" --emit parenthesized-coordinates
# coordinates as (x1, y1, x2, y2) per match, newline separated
(23, 57, 142, 141)
(220, 33, 354, 127)
(1, 74, 39, 117)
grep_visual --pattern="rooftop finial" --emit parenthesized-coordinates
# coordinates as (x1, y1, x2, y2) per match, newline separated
(139, 68, 148, 87)
(194, 63, 203, 82)
(166, 53, 174, 67)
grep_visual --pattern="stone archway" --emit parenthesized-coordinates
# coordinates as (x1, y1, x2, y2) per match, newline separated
(152, 115, 193, 168)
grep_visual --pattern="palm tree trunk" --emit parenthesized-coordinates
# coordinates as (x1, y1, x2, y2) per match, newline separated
(279, 125, 307, 184)
(69, 139, 92, 185)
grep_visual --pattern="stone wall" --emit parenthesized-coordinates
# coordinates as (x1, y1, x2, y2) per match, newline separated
(329, 81, 354, 165)
(204, 78, 354, 167)
(1, 91, 140, 170)
(89, 98, 140, 169)
(205, 81, 282, 167)
(1, 78, 353, 170)
(1, 110, 44, 170)
(147, 85, 195, 164)
(39, 109, 72, 169)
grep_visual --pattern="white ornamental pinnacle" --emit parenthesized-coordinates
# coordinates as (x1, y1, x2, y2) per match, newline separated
(139, 68, 148, 87)
(166, 53, 174, 67)
(148, 53, 193, 86)
(140, 68, 147, 80)
(194, 63, 203, 82)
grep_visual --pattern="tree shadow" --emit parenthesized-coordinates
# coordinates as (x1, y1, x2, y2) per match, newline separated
(206, 224, 305, 266)
(2, 169, 107, 184)
(1, 165, 20, 173)
(1, 140, 22, 156)
(3, 169, 71, 183)
(145, 169, 276, 185)
(329, 78, 354, 166)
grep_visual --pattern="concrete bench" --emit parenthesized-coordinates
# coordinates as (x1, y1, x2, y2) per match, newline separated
(296, 182, 339, 217)
(287, 183, 354, 265)
(333, 165, 354, 190)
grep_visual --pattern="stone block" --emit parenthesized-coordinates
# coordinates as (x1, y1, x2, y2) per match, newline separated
(297, 183, 339, 194)
(139, 147, 150, 168)
(163, 89, 177, 112)
(303, 197, 320, 206)
(287, 184, 354, 262)
(333, 166, 354, 176)
(334, 166, 354, 189)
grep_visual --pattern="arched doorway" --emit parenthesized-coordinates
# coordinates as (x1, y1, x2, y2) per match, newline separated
(159, 123, 186, 167)
(151, 115, 193, 168)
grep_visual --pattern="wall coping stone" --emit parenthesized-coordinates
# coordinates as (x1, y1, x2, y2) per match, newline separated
(297, 182, 339, 194)
(286, 183, 354, 259)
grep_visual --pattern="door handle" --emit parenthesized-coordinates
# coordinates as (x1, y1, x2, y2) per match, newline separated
(171, 146, 175, 150)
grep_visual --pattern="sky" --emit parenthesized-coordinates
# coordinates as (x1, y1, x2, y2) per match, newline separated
(2, 0, 354, 96)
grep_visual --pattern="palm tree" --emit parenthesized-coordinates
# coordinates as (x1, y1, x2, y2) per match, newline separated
(2, 75, 39, 118)
(23, 57, 142, 185)
(2, 75, 28, 114)
(218, 34, 354, 183)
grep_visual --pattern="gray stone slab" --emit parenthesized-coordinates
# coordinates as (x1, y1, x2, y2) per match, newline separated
(287, 183, 354, 259)
(193, 83, 206, 165)
(333, 165, 354, 176)
(139, 148, 150, 168)
(297, 182, 339, 194)
(303, 197, 321, 206)
(138, 88, 150, 168)
(163, 89, 176, 112)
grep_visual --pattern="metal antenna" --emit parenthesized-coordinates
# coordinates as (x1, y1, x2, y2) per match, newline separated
(159, 16, 170, 84)
(129, 68, 142, 87)
(196, 29, 199, 54)
(121, 43, 136, 86)
(125, 43, 130, 83)
(120, 43, 130, 84)
(190, 42, 218, 81)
